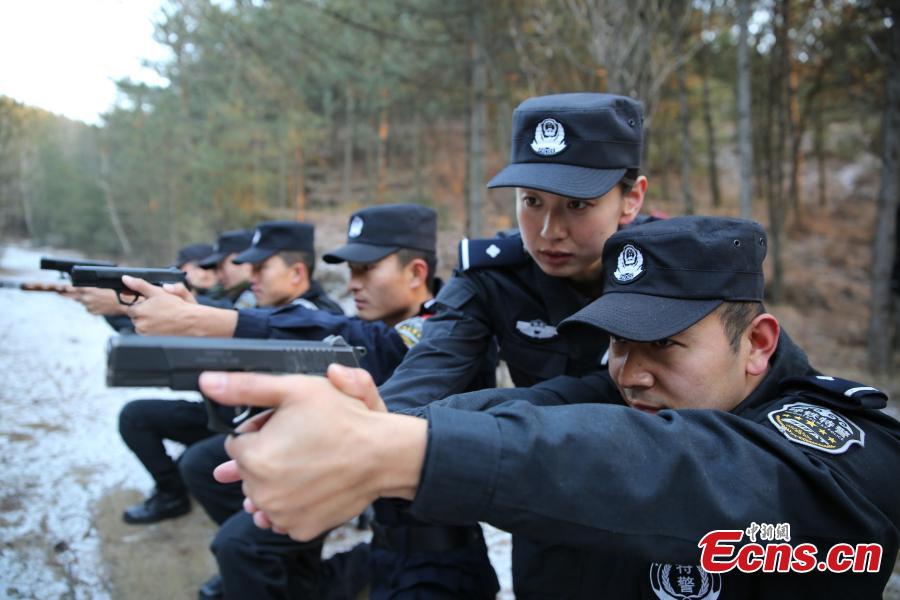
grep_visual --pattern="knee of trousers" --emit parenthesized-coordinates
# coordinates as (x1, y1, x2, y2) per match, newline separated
(118, 399, 160, 436)
(211, 513, 258, 568)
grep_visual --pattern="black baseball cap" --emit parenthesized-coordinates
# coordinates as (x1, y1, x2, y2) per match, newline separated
(198, 229, 254, 269)
(174, 243, 214, 268)
(560, 216, 767, 342)
(323, 204, 436, 264)
(487, 93, 643, 199)
(233, 221, 315, 265)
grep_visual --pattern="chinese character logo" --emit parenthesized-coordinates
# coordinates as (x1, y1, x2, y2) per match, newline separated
(650, 563, 721, 600)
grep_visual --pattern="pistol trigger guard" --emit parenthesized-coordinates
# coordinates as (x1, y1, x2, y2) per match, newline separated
(116, 290, 141, 306)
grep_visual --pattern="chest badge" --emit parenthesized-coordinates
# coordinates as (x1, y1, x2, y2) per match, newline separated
(650, 563, 721, 600)
(767, 402, 865, 454)
(530, 118, 567, 156)
(515, 319, 558, 339)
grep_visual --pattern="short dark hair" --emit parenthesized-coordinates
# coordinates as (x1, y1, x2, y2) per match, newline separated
(620, 168, 640, 193)
(395, 248, 437, 293)
(716, 301, 766, 352)
(277, 250, 315, 278)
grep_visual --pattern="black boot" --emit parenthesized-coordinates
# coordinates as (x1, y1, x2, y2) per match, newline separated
(123, 488, 191, 524)
(197, 574, 223, 600)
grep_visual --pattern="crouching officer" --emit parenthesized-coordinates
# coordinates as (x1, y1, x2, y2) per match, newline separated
(197, 229, 257, 309)
(118, 221, 342, 525)
(176, 205, 497, 600)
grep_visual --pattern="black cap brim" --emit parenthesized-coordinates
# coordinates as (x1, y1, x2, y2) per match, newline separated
(198, 251, 227, 269)
(323, 243, 398, 264)
(560, 292, 723, 342)
(232, 246, 277, 265)
(487, 163, 627, 199)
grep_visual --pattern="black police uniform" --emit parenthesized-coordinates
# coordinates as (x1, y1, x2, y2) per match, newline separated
(182, 205, 499, 600)
(379, 93, 647, 596)
(378, 234, 603, 595)
(182, 302, 496, 600)
(404, 333, 900, 598)
(399, 216, 900, 598)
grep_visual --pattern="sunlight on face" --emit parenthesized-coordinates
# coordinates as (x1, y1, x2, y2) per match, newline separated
(516, 187, 627, 283)
(607, 311, 751, 414)
(250, 255, 300, 308)
(347, 254, 416, 325)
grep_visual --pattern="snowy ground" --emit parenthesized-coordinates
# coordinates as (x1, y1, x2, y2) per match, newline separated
(0, 245, 512, 599)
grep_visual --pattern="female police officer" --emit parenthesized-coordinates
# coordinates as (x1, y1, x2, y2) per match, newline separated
(373, 92, 648, 597)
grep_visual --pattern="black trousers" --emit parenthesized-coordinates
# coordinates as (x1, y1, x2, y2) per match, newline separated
(213, 510, 328, 599)
(179, 433, 243, 525)
(118, 399, 214, 492)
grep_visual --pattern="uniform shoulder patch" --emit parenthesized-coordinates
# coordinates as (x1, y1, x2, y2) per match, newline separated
(780, 375, 887, 410)
(767, 402, 865, 454)
(457, 235, 528, 271)
(394, 315, 426, 348)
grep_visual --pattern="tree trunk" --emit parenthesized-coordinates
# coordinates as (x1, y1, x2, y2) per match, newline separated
(767, 2, 788, 304)
(700, 45, 722, 208)
(18, 147, 35, 239)
(814, 97, 827, 208)
(783, 0, 805, 228)
(413, 106, 425, 202)
(294, 143, 307, 220)
(99, 148, 133, 257)
(341, 87, 355, 205)
(376, 93, 390, 204)
(466, 2, 486, 239)
(867, 9, 899, 374)
(737, 0, 754, 220)
(677, 33, 694, 215)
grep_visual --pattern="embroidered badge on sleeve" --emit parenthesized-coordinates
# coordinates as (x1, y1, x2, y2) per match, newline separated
(767, 402, 865, 454)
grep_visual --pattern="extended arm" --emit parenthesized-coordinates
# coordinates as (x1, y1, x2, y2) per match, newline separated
(380, 275, 496, 411)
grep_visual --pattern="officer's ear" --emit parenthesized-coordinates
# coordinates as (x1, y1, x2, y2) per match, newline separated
(291, 261, 310, 286)
(744, 313, 779, 377)
(405, 258, 429, 290)
(618, 175, 647, 226)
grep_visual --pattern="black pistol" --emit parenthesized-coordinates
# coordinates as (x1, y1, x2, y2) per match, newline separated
(106, 335, 366, 433)
(71, 266, 186, 305)
(40, 256, 117, 276)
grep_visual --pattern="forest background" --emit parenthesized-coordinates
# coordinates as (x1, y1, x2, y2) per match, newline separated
(0, 0, 898, 376)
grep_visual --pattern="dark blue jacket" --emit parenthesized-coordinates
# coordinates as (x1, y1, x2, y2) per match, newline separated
(379, 232, 605, 594)
(404, 332, 900, 599)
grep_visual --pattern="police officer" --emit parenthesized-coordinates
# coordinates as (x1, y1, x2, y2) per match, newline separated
(198, 229, 257, 309)
(176, 242, 218, 297)
(206, 216, 900, 598)
(376, 92, 648, 595)
(118, 221, 342, 525)
(176, 204, 498, 600)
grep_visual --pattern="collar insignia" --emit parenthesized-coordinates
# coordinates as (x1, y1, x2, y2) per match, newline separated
(516, 319, 558, 339)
